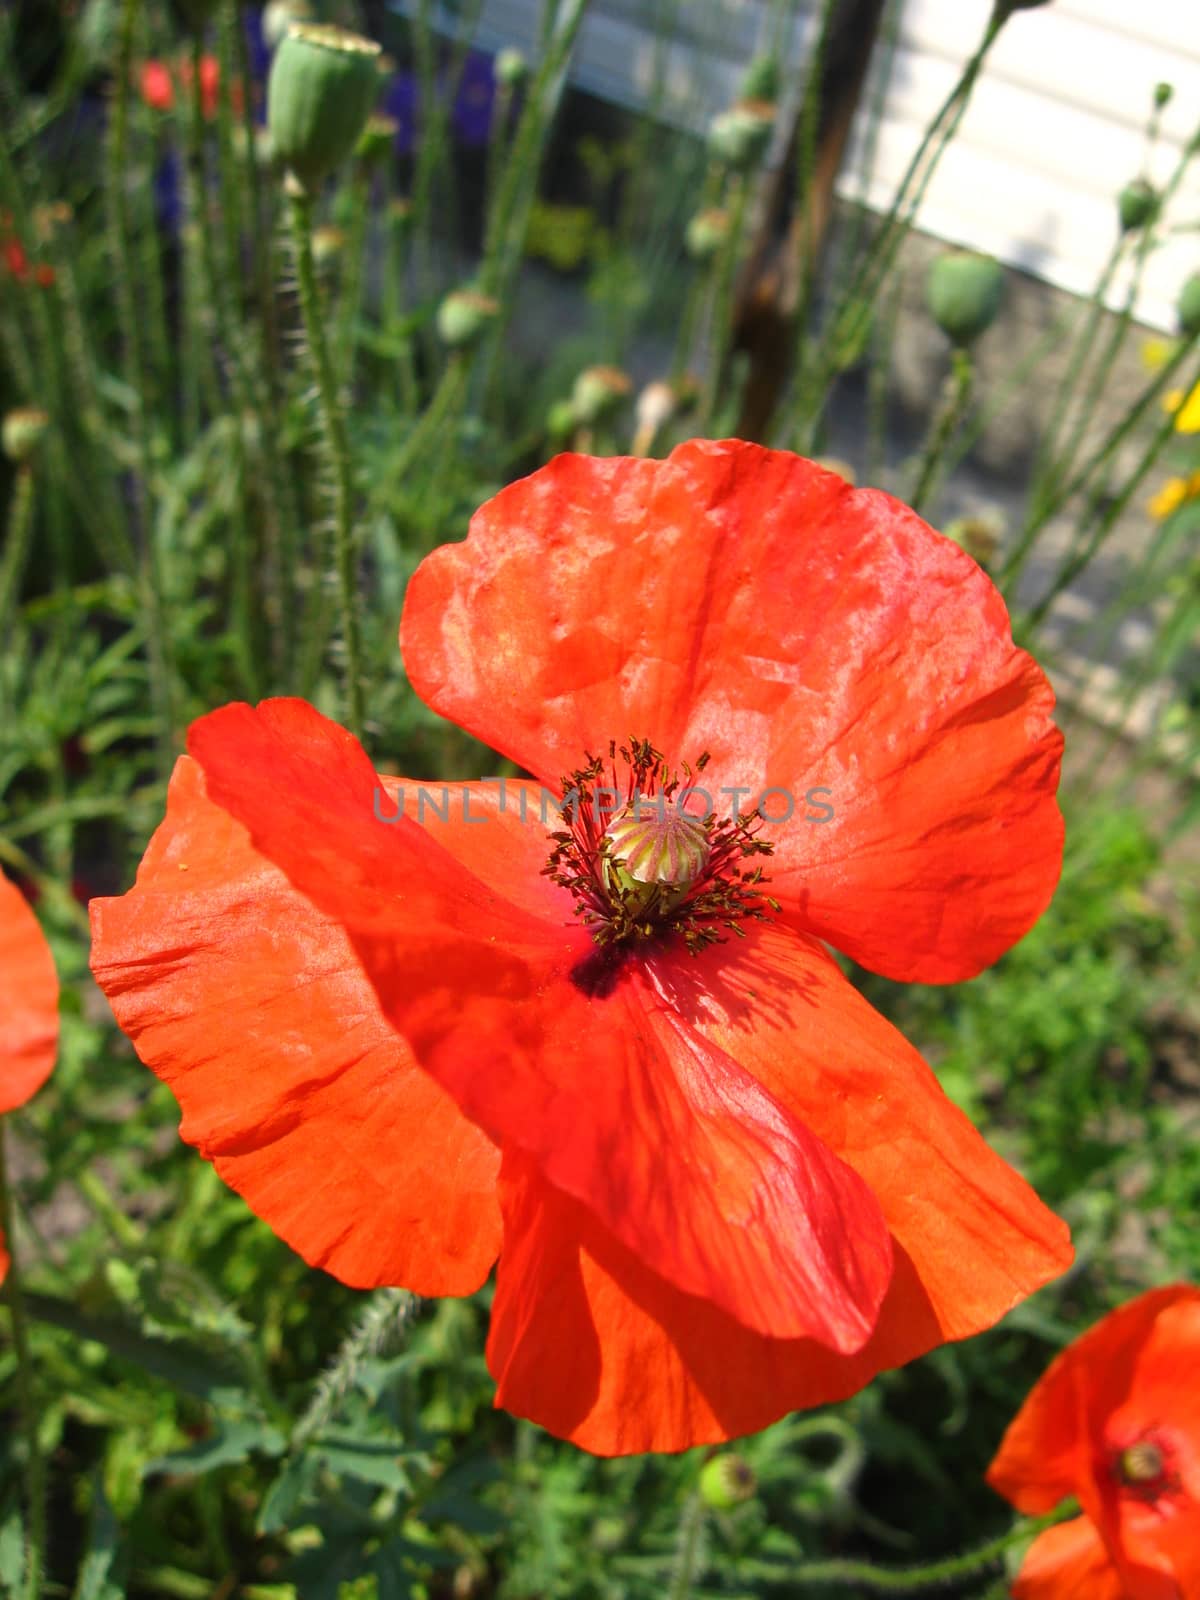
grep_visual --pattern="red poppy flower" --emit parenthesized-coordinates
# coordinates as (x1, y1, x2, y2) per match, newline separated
(140, 60, 175, 113)
(988, 1285, 1200, 1600)
(0, 870, 60, 1284)
(139, 56, 232, 119)
(90, 440, 1071, 1454)
(3, 236, 29, 281)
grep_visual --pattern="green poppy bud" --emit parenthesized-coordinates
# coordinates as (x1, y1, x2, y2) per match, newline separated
(2, 407, 50, 464)
(685, 207, 730, 262)
(698, 1453, 757, 1510)
(707, 100, 775, 170)
(1178, 273, 1200, 339)
(1154, 82, 1174, 110)
(571, 365, 632, 426)
(356, 113, 399, 168)
(926, 251, 1004, 347)
(494, 47, 528, 90)
(1118, 177, 1159, 233)
(739, 54, 780, 104)
(267, 23, 382, 191)
(436, 288, 499, 347)
(546, 398, 577, 440)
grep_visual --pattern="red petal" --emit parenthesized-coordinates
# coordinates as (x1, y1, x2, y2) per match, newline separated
(89, 756, 502, 1295)
(1013, 1518, 1126, 1600)
(186, 700, 891, 1347)
(988, 1287, 1200, 1518)
(649, 924, 1072, 1340)
(0, 869, 58, 1115)
(401, 439, 1063, 983)
(0, 1226, 9, 1286)
(488, 1156, 1012, 1455)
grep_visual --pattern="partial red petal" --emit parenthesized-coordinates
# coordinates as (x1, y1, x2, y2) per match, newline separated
(989, 1287, 1199, 1518)
(401, 439, 1063, 983)
(488, 1156, 1006, 1455)
(0, 869, 59, 1115)
(186, 700, 891, 1347)
(0, 1225, 9, 1286)
(89, 756, 502, 1295)
(1085, 1294, 1200, 1600)
(1013, 1518, 1125, 1600)
(648, 924, 1072, 1343)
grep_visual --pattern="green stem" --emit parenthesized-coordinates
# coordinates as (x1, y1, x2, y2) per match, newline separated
(0, 466, 35, 632)
(1023, 382, 1193, 630)
(287, 180, 365, 742)
(908, 346, 973, 515)
(698, 175, 750, 433)
(666, 1491, 706, 1600)
(783, 1504, 1075, 1590)
(291, 1289, 418, 1450)
(382, 354, 470, 510)
(107, 0, 175, 777)
(190, 30, 260, 697)
(1, 1122, 47, 1600)
(1000, 337, 1199, 590)
(795, 9, 1005, 443)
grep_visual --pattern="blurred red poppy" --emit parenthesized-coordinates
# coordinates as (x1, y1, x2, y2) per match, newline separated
(988, 1284, 1200, 1600)
(3, 237, 29, 280)
(0, 871, 60, 1283)
(139, 56, 236, 119)
(91, 440, 1071, 1454)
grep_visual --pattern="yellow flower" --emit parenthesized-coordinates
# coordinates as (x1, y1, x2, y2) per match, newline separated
(1141, 336, 1176, 372)
(1148, 469, 1200, 519)
(1162, 381, 1200, 434)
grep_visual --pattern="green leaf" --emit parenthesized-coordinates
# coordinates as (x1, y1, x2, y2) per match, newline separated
(145, 1418, 286, 1478)
(23, 1293, 245, 1401)
(75, 1476, 125, 1600)
(258, 1455, 321, 1535)
(0, 1510, 25, 1594)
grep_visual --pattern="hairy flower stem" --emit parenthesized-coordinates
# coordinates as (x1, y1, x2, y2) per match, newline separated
(698, 174, 750, 433)
(287, 181, 365, 741)
(291, 1289, 418, 1450)
(1, 1124, 46, 1600)
(189, 32, 259, 698)
(908, 347, 973, 516)
(666, 1491, 707, 1600)
(107, 0, 176, 777)
(793, 9, 1005, 446)
(0, 467, 34, 634)
(783, 1504, 1075, 1590)
(1001, 338, 1200, 592)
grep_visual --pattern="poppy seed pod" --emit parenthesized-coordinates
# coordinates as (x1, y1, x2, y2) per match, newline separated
(436, 289, 499, 348)
(739, 54, 780, 105)
(267, 23, 382, 191)
(356, 113, 399, 169)
(699, 1453, 758, 1510)
(571, 365, 632, 426)
(926, 251, 1004, 347)
(685, 207, 730, 262)
(707, 100, 775, 170)
(1118, 177, 1159, 233)
(1178, 273, 1200, 339)
(2, 407, 50, 464)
